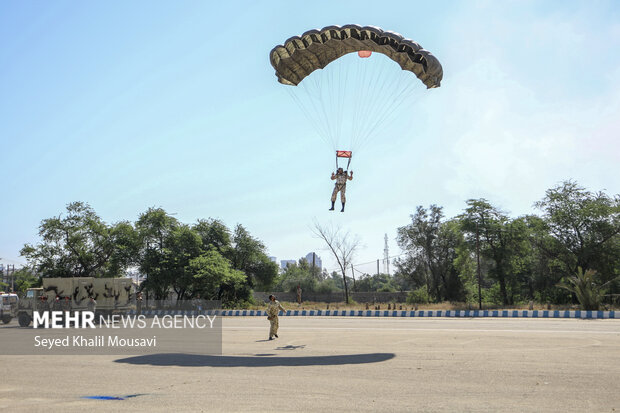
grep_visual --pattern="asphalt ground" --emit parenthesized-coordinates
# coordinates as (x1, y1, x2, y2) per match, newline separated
(1, 317, 619, 412)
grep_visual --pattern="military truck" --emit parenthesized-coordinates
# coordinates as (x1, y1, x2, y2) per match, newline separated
(0, 292, 19, 324)
(16, 277, 134, 327)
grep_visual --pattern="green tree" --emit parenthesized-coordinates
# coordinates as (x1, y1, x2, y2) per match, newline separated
(9, 267, 41, 295)
(247, 255, 280, 291)
(396, 205, 465, 302)
(274, 259, 319, 293)
(167, 225, 203, 302)
(193, 218, 232, 255)
(459, 200, 530, 305)
(355, 273, 400, 292)
(228, 224, 278, 289)
(191, 250, 247, 306)
(534, 181, 620, 282)
(20, 202, 135, 278)
(136, 207, 180, 300)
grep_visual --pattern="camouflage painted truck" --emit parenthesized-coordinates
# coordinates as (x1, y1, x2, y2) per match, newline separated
(16, 277, 134, 327)
(0, 292, 19, 324)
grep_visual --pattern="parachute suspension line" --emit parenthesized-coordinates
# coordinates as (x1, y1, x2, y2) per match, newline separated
(349, 53, 370, 152)
(327, 55, 342, 150)
(317, 69, 339, 152)
(287, 86, 333, 151)
(327, 53, 349, 152)
(352, 55, 393, 150)
(286, 51, 427, 160)
(336, 52, 349, 151)
(290, 74, 336, 151)
(357, 73, 420, 149)
(352, 54, 407, 151)
(355, 53, 381, 148)
(360, 62, 410, 146)
(349, 54, 393, 151)
(283, 49, 332, 147)
(353, 64, 422, 151)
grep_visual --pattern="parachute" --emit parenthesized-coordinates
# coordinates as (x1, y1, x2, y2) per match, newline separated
(270, 25, 442, 88)
(270, 25, 443, 165)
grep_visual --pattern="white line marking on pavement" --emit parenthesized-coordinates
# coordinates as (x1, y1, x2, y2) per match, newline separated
(223, 326, 620, 334)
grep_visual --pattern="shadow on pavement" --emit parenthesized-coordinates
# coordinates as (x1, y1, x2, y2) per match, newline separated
(276, 344, 306, 350)
(114, 352, 395, 367)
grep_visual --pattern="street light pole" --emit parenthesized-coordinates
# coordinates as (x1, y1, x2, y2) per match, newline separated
(476, 222, 482, 310)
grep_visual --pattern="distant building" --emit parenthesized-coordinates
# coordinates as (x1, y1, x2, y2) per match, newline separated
(304, 252, 322, 270)
(280, 260, 296, 270)
(268, 256, 277, 263)
(125, 270, 146, 284)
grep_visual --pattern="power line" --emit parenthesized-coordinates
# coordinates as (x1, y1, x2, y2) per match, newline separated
(324, 252, 408, 274)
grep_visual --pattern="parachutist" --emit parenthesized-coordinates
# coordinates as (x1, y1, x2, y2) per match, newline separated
(271, 27, 441, 213)
(329, 168, 353, 212)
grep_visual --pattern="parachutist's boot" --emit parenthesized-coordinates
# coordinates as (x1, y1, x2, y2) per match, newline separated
(329, 201, 335, 211)
(341, 203, 345, 212)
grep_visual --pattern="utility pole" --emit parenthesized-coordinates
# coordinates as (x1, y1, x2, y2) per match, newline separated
(383, 234, 390, 275)
(376, 259, 380, 276)
(2, 264, 16, 293)
(351, 264, 356, 291)
(476, 222, 482, 310)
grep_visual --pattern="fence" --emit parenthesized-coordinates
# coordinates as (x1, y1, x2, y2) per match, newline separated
(253, 291, 408, 303)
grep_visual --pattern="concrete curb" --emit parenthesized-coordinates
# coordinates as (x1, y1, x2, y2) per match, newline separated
(130, 309, 618, 319)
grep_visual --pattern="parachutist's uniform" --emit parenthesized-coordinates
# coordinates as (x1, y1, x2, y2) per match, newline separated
(330, 171, 353, 212)
(266, 300, 285, 339)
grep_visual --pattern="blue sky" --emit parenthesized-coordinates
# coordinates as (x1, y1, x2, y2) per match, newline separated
(1, 0, 619, 274)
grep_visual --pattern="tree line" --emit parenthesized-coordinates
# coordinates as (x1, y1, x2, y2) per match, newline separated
(17, 202, 279, 306)
(393, 180, 619, 309)
(269, 181, 619, 310)
(10, 180, 619, 310)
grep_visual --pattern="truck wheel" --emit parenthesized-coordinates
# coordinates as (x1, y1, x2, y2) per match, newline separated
(1, 316, 12, 324)
(18, 313, 31, 327)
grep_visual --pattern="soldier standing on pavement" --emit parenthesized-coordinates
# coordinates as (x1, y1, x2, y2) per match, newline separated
(136, 292, 143, 316)
(266, 295, 285, 340)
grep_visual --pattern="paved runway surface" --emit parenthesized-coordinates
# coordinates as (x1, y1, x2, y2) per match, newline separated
(1, 317, 619, 412)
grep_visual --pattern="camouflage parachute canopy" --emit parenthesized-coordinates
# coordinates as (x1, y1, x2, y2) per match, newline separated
(270, 24, 443, 89)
